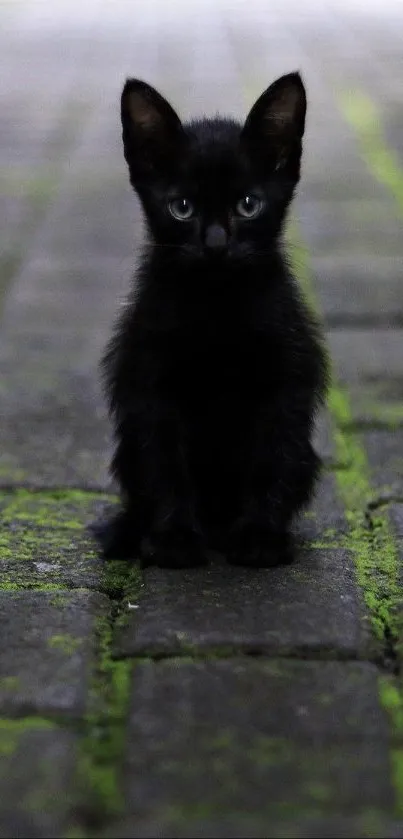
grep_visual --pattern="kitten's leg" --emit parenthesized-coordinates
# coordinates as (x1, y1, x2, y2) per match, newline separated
(108, 400, 206, 568)
(227, 393, 320, 567)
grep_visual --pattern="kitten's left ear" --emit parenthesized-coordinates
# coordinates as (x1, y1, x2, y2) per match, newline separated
(241, 72, 306, 170)
(121, 79, 186, 181)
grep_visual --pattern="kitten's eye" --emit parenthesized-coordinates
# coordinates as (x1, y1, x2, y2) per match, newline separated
(168, 198, 194, 220)
(236, 195, 262, 218)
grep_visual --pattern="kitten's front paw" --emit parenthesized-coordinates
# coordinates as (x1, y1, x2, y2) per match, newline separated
(141, 528, 208, 569)
(227, 526, 294, 568)
(90, 510, 140, 560)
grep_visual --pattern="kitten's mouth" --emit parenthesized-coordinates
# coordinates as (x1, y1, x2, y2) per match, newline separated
(204, 248, 228, 262)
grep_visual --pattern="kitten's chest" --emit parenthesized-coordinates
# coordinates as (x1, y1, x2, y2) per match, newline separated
(165, 330, 277, 399)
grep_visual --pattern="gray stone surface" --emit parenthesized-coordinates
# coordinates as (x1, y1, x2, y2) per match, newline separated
(390, 505, 403, 537)
(119, 660, 393, 835)
(313, 411, 339, 467)
(297, 472, 348, 543)
(0, 591, 107, 715)
(0, 527, 103, 591)
(0, 722, 77, 839)
(0, 383, 113, 490)
(309, 255, 403, 327)
(117, 548, 368, 658)
(110, 814, 403, 839)
(298, 200, 403, 258)
(327, 330, 403, 386)
(359, 430, 403, 494)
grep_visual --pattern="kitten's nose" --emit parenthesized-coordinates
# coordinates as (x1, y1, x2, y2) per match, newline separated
(204, 224, 228, 255)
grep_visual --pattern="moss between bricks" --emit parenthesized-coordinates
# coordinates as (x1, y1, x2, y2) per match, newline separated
(77, 621, 132, 822)
(76, 560, 141, 824)
(290, 226, 403, 815)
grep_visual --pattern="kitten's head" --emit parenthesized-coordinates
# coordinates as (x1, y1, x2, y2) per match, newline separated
(121, 73, 306, 262)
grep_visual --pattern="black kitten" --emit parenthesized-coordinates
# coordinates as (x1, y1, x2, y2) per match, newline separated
(99, 72, 328, 568)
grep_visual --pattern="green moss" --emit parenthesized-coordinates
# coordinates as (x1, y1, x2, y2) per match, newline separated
(0, 717, 56, 756)
(378, 678, 403, 732)
(378, 686, 403, 813)
(0, 581, 65, 591)
(48, 634, 82, 655)
(338, 91, 403, 217)
(0, 676, 20, 691)
(102, 559, 134, 601)
(308, 540, 341, 549)
(1, 488, 117, 530)
(76, 562, 141, 820)
(50, 593, 68, 608)
(303, 781, 332, 804)
(390, 748, 403, 818)
(0, 464, 26, 480)
(78, 617, 132, 817)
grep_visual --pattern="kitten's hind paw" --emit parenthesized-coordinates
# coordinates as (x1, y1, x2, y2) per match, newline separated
(141, 528, 208, 569)
(89, 510, 141, 560)
(227, 527, 294, 568)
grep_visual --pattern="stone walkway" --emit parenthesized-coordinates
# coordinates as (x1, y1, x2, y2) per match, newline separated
(1, 0, 403, 835)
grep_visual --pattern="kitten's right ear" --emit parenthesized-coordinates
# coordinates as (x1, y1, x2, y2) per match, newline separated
(241, 72, 306, 173)
(121, 79, 185, 181)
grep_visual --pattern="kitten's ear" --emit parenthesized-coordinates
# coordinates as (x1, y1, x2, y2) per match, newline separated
(121, 79, 186, 180)
(241, 72, 306, 171)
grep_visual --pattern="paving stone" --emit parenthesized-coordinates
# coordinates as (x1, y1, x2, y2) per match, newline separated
(297, 200, 403, 257)
(327, 330, 403, 386)
(109, 813, 403, 839)
(34, 176, 137, 263)
(0, 382, 113, 490)
(359, 431, 403, 495)
(0, 590, 107, 716)
(297, 472, 348, 544)
(0, 527, 103, 591)
(310, 255, 403, 326)
(313, 410, 339, 466)
(390, 505, 403, 537)
(117, 660, 393, 835)
(117, 548, 368, 658)
(0, 257, 129, 381)
(0, 245, 133, 491)
(384, 110, 403, 164)
(0, 721, 77, 839)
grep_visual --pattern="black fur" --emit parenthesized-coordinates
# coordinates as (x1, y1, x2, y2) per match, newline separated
(98, 72, 329, 568)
